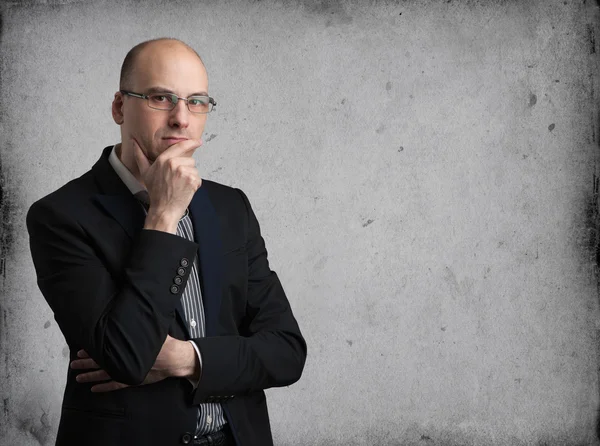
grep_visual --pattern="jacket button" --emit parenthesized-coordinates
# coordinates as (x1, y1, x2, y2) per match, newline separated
(181, 432, 192, 444)
(177, 267, 186, 276)
(170, 285, 179, 294)
(180, 258, 189, 267)
(173, 276, 183, 285)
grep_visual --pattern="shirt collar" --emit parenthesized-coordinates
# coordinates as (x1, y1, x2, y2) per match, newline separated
(108, 144, 146, 196)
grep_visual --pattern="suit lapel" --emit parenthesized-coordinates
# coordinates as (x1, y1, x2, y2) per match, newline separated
(188, 186, 223, 337)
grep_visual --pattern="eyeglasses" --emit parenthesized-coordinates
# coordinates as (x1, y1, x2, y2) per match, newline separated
(120, 90, 216, 114)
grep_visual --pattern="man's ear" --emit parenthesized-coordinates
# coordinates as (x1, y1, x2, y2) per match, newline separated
(112, 91, 124, 125)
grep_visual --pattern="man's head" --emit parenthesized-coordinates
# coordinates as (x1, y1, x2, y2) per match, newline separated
(112, 38, 209, 170)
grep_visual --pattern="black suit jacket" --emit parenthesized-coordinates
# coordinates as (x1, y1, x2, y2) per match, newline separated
(26, 146, 307, 446)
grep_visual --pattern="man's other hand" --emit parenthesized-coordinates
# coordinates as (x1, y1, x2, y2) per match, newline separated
(70, 335, 200, 392)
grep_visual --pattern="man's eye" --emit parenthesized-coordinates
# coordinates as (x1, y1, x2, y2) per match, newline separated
(189, 97, 208, 106)
(153, 95, 168, 102)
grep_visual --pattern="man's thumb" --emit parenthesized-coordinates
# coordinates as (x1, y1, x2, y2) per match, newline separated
(132, 138, 150, 175)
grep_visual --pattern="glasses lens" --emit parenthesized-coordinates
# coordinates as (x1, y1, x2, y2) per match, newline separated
(188, 96, 212, 114)
(148, 94, 176, 110)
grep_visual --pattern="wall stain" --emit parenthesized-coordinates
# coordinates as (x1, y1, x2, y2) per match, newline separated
(0, 163, 15, 288)
(548, 123, 555, 132)
(362, 219, 374, 227)
(386, 81, 392, 91)
(346, 339, 353, 346)
(586, 174, 600, 267)
(375, 124, 386, 134)
(588, 23, 596, 54)
(594, 30, 600, 445)
(62, 345, 69, 358)
(314, 255, 327, 271)
(597, 329, 600, 441)
(297, 0, 353, 27)
(591, 71, 596, 114)
(205, 133, 217, 142)
(0, 16, 15, 428)
(18, 411, 52, 446)
(43, 320, 50, 329)
(443, 266, 474, 300)
(528, 93, 537, 107)
(2, 307, 9, 383)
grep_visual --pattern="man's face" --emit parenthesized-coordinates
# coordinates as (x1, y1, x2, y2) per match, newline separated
(115, 42, 209, 163)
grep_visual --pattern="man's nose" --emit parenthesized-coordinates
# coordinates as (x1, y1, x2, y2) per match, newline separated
(168, 99, 190, 129)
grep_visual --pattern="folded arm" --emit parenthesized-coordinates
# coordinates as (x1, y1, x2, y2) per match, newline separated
(27, 200, 198, 385)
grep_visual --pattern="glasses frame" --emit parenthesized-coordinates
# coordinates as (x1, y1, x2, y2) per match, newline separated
(120, 90, 217, 114)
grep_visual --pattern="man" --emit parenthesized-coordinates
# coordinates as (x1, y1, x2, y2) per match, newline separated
(26, 38, 306, 446)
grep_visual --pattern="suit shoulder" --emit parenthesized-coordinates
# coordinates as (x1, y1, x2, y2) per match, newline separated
(200, 179, 253, 218)
(201, 179, 247, 203)
(201, 179, 239, 195)
(27, 170, 96, 221)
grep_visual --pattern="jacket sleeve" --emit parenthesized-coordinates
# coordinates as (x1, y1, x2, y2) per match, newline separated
(27, 199, 199, 385)
(191, 189, 307, 403)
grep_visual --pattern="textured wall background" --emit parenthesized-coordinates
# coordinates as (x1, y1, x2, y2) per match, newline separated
(1, 0, 599, 445)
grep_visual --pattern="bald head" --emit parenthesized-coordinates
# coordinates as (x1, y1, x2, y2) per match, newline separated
(119, 38, 206, 90)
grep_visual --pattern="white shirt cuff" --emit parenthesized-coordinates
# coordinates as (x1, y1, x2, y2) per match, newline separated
(187, 340, 202, 390)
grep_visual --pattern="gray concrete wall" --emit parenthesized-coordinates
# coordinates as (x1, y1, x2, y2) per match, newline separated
(1, 0, 599, 444)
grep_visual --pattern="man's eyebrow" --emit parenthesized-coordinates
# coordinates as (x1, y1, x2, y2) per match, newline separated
(146, 86, 208, 96)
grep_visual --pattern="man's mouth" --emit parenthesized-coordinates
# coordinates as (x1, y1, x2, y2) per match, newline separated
(163, 137, 188, 144)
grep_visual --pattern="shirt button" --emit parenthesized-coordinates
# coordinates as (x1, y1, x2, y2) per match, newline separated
(207, 415, 212, 425)
(190, 320, 197, 328)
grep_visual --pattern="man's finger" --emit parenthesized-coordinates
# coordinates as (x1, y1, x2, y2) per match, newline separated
(132, 138, 151, 174)
(76, 349, 89, 358)
(155, 138, 202, 163)
(90, 381, 129, 393)
(70, 358, 100, 370)
(76, 369, 112, 383)
(171, 157, 197, 167)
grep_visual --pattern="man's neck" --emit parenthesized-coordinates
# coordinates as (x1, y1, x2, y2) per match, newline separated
(115, 142, 145, 187)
